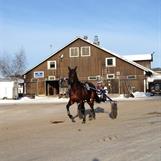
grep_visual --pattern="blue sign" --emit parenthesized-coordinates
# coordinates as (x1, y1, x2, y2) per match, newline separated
(34, 71, 44, 78)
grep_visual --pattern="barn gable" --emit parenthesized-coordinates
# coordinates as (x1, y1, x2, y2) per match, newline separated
(24, 37, 154, 75)
(24, 37, 156, 96)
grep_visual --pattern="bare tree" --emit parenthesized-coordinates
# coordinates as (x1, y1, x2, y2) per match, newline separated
(0, 54, 12, 77)
(0, 49, 27, 78)
(12, 49, 27, 77)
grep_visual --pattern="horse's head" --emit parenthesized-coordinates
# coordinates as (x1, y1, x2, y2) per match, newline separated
(68, 66, 78, 84)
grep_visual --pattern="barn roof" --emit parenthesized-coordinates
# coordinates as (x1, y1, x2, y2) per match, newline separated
(24, 37, 156, 75)
(123, 54, 153, 61)
(79, 37, 156, 75)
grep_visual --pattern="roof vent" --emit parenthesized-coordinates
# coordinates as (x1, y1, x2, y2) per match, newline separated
(93, 35, 100, 46)
(83, 35, 88, 40)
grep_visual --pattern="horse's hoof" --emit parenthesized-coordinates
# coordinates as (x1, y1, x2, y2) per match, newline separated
(89, 114, 95, 120)
(68, 114, 73, 119)
(78, 114, 83, 119)
(82, 120, 86, 124)
(72, 119, 76, 123)
(89, 115, 93, 120)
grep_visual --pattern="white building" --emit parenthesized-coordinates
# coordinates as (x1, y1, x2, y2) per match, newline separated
(0, 79, 19, 99)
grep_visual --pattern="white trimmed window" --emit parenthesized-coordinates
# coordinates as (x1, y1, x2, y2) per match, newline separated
(88, 75, 100, 81)
(31, 78, 37, 82)
(105, 57, 116, 67)
(69, 47, 79, 57)
(107, 74, 115, 79)
(47, 60, 57, 69)
(81, 46, 91, 56)
(48, 76, 56, 80)
(127, 75, 136, 80)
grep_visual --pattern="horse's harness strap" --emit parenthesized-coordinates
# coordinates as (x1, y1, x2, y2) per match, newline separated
(84, 83, 90, 90)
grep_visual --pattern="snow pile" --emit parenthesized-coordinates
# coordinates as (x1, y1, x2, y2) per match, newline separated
(132, 92, 147, 98)
(114, 91, 154, 101)
(132, 92, 152, 98)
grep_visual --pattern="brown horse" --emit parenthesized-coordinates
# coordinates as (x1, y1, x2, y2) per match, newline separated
(66, 66, 100, 123)
(66, 66, 118, 123)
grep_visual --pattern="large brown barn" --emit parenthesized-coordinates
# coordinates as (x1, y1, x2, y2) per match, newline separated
(23, 37, 156, 96)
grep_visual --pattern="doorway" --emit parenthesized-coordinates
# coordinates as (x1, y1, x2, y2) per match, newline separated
(46, 80, 59, 96)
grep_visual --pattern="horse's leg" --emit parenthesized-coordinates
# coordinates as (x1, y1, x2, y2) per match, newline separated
(78, 101, 86, 123)
(66, 100, 75, 122)
(87, 100, 95, 120)
(77, 103, 83, 119)
(88, 101, 93, 120)
(82, 102, 86, 123)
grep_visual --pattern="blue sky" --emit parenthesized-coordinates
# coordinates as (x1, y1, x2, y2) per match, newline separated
(0, 0, 160, 69)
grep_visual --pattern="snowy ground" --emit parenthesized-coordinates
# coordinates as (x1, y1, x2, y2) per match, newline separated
(0, 92, 160, 105)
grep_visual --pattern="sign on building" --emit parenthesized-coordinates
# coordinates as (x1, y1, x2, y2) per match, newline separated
(34, 71, 44, 78)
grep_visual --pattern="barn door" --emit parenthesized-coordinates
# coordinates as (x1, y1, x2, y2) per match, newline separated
(46, 80, 59, 96)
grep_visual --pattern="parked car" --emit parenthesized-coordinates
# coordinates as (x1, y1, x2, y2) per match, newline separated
(149, 81, 161, 95)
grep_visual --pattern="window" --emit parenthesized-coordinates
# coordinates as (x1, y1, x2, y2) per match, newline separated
(47, 61, 56, 69)
(88, 75, 100, 81)
(69, 47, 79, 57)
(31, 78, 37, 82)
(81, 46, 91, 56)
(105, 57, 116, 67)
(48, 76, 56, 80)
(107, 74, 115, 79)
(127, 75, 136, 80)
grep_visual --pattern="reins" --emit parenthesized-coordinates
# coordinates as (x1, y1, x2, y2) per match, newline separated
(85, 85, 114, 103)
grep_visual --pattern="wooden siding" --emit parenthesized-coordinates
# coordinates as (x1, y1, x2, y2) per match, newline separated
(134, 60, 151, 69)
(24, 38, 147, 95)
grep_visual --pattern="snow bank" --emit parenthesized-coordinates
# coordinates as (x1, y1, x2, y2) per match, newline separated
(114, 92, 156, 101)
(0, 92, 159, 105)
(132, 92, 147, 98)
(0, 96, 68, 105)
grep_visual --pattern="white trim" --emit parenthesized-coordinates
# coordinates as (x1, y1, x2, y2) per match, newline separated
(144, 79, 146, 93)
(105, 57, 116, 67)
(107, 74, 115, 79)
(47, 60, 57, 69)
(69, 47, 79, 57)
(81, 46, 91, 57)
